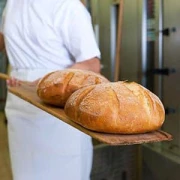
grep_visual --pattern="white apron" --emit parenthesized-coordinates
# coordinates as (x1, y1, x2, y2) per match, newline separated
(5, 69, 93, 180)
(2, 1, 100, 179)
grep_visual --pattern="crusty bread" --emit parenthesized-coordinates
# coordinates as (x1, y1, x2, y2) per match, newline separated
(64, 81, 165, 134)
(36, 69, 109, 107)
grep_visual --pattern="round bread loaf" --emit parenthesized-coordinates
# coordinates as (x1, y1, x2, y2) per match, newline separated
(64, 81, 165, 134)
(36, 69, 109, 107)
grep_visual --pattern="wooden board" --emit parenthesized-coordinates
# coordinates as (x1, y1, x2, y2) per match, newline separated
(6, 83, 172, 146)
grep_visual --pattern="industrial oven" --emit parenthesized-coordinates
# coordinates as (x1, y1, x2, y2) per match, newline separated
(87, 0, 180, 179)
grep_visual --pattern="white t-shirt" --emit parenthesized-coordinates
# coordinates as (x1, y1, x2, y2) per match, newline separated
(1, 0, 100, 70)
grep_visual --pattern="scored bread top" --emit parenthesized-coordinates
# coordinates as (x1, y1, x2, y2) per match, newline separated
(36, 69, 109, 107)
(64, 81, 165, 134)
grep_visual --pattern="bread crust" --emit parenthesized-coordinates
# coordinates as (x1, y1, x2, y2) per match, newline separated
(64, 81, 165, 134)
(36, 69, 109, 107)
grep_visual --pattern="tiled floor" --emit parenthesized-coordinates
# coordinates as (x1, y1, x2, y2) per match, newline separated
(0, 112, 12, 180)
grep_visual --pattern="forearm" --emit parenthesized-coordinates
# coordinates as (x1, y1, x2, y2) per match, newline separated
(34, 58, 101, 85)
(7, 58, 101, 86)
(69, 57, 101, 73)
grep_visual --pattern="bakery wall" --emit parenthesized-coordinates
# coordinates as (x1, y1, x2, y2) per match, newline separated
(0, 0, 7, 111)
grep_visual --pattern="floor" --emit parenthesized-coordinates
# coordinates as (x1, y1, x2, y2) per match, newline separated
(0, 112, 12, 180)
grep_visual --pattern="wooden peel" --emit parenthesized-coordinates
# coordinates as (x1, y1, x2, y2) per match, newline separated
(0, 72, 9, 80)
(0, 72, 38, 86)
(0, 73, 173, 145)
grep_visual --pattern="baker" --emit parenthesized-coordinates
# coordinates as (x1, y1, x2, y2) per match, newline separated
(0, 0, 101, 179)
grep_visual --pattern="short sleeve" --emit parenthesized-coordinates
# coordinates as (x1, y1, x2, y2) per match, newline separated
(62, 1, 101, 62)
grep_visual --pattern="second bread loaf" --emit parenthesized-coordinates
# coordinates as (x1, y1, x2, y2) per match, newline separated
(37, 69, 109, 107)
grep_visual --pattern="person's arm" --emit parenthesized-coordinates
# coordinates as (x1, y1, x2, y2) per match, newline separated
(69, 57, 100, 73)
(7, 58, 101, 87)
(0, 33, 5, 51)
(60, 2, 101, 74)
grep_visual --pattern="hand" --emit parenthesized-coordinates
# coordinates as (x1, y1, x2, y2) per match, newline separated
(6, 77, 21, 87)
(6, 77, 41, 87)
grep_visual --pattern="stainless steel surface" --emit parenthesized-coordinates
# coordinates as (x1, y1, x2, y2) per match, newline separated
(152, 0, 164, 99)
(157, 0, 163, 99)
(161, 0, 180, 154)
(139, 0, 180, 154)
(142, 144, 180, 180)
(91, 1, 176, 179)
(141, 0, 180, 179)
(141, 0, 148, 87)
(92, 0, 180, 177)
(110, 4, 117, 80)
(91, 144, 139, 180)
